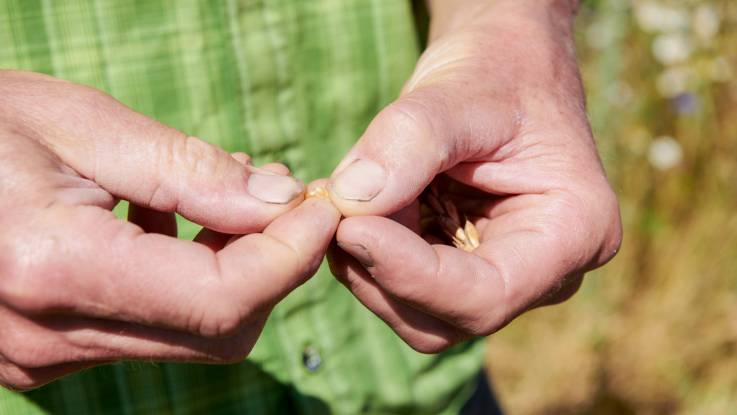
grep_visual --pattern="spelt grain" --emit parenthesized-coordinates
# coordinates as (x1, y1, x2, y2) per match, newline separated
(422, 185, 480, 252)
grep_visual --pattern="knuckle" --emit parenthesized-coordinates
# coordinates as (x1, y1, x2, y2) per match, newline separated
(0, 368, 45, 392)
(406, 336, 455, 354)
(576, 179, 622, 265)
(188, 260, 267, 339)
(0, 326, 57, 369)
(465, 317, 502, 338)
(548, 182, 622, 267)
(3, 347, 48, 370)
(544, 273, 585, 306)
(547, 192, 589, 236)
(265, 234, 310, 286)
(465, 324, 490, 338)
(266, 234, 310, 279)
(194, 302, 245, 339)
(599, 187, 623, 263)
(600, 219, 623, 265)
(378, 99, 448, 162)
(0, 282, 47, 315)
(178, 136, 229, 178)
(0, 258, 42, 315)
(0, 232, 64, 314)
(146, 136, 230, 210)
(199, 322, 262, 363)
(381, 100, 429, 131)
(460, 293, 510, 337)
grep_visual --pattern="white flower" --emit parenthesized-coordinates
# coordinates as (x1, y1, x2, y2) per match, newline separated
(656, 66, 691, 98)
(635, 1, 689, 33)
(652, 33, 693, 65)
(693, 5, 720, 41)
(648, 136, 683, 171)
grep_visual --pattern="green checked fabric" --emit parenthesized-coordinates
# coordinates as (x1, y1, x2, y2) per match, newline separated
(0, 1, 485, 414)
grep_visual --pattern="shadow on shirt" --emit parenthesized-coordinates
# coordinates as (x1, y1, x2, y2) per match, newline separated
(24, 360, 330, 414)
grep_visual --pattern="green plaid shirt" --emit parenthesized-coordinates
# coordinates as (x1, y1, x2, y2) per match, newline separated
(0, 1, 485, 413)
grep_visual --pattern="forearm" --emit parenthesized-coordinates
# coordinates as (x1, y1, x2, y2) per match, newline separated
(427, 0, 580, 42)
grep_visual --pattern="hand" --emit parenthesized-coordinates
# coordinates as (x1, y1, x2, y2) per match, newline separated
(326, 0, 621, 352)
(0, 70, 340, 390)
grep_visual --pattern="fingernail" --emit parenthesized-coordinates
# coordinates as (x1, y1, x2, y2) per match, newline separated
(330, 159, 386, 202)
(337, 242, 374, 268)
(247, 173, 304, 204)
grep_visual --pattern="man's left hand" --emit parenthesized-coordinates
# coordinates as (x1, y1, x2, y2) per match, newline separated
(326, 0, 621, 352)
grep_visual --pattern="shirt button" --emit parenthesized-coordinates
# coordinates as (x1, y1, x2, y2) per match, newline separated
(302, 346, 322, 372)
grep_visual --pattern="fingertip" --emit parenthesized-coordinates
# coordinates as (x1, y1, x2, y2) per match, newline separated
(327, 157, 439, 218)
(245, 171, 305, 205)
(196, 189, 303, 235)
(327, 97, 452, 217)
(328, 158, 386, 200)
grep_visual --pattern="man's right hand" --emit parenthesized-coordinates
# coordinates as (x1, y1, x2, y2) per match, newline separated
(0, 70, 340, 390)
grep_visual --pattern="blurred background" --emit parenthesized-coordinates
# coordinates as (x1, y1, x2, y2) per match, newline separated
(484, 1, 737, 413)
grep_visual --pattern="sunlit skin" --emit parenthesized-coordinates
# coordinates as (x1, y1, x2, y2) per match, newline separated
(0, 71, 340, 390)
(326, 0, 622, 353)
(0, 0, 621, 390)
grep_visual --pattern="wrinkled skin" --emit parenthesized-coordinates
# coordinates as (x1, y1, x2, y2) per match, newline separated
(326, 0, 622, 353)
(0, 70, 340, 390)
(0, 0, 621, 391)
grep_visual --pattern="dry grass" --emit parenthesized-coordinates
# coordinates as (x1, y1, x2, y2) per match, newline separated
(484, 1, 737, 413)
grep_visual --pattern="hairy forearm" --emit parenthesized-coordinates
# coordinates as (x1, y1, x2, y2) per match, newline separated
(427, 0, 580, 42)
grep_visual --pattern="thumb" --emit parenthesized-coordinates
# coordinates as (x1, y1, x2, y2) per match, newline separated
(327, 96, 455, 217)
(327, 87, 516, 218)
